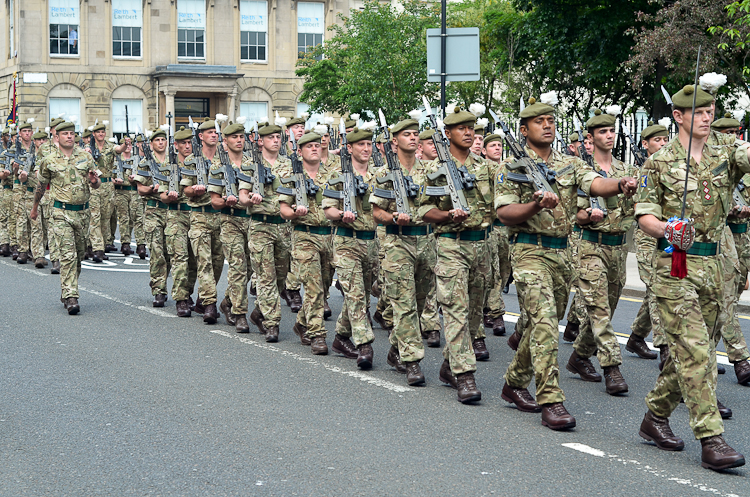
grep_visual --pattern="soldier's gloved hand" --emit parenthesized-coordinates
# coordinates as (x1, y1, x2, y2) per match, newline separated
(664, 218, 695, 251)
(619, 177, 638, 197)
(533, 190, 559, 209)
(588, 207, 604, 223)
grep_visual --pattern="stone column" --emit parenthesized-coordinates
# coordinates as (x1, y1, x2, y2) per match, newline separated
(228, 87, 238, 121)
(163, 87, 176, 126)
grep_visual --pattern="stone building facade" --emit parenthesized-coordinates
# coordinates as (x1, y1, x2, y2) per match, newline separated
(0, 0, 359, 133)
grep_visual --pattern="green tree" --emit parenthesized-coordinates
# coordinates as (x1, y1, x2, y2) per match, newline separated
(709, 0, 750, 79)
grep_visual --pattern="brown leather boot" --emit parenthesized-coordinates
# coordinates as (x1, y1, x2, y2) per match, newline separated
(93, 250, 108, 263)
(638, 410, 684, 451)
(288, 290, 302, 313)
(16, 251, 27, 264)
(0, 243, 10, 256)
(293, 322, 311, 345)
(734, 360, 750, 385)
(456, 372, 481, 404)
(603, 365, 628, 395)
(386, 345, 406, 373)
(105, 244, 117, 253)
(153, 294, 167, 308)
(11, 245, 19, 260)
(562, 321, 579, 342)
(51, 260, 60, 274)
(357, 343, 374, 370)
(717, 363, 726, 374)
(626, 335, 657, 359)
(280, 289, 293, 307)
(483, 309, 493, 328)
(65, 297, 80, 315)
(34, 257, 45, 268)
(701, 435, 746, 470)
(566, 350, 602, 382)
(136, 244, 147, 259)
(192, 297, 205, 314)
(501, 383, 541, 412)
(405, 361, 425, 386)
(492, 316, 506, 336)
(176, 299, 192, 318)
(265, 325, 279, 343)
(310, 336, 328, 355)
(332, 334, 358, 359)
(203, 303, 219, 324)
(507, 330, 521, 351)
(718, 400, 732, 419)
(473, 338, 489, 361)
(220, 298, 234, 325)
(422, 330, 440, 348)
(541, 403, 576, 430)
(121, 243, 133, 255)
(373, 310, 392, 332)
(234, 314, 250, 333)
(323, 300, 332, 320)
(249, 307, 266, 334)
(438, 359, 457, 389)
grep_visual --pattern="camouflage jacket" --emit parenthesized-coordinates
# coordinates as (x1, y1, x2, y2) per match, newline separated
(37, 145, 96, 204)
(133, 153, 168, 201)
(322, 162, 377, 231)
(93, 141, 116, 178)
(494, 146, 600, 238)
(277, 161, 332, 227)
(576, 156, 635, 234)
(369, 157, 432, 227)
(179, 151, 213, 207)
(238, 155, 289, 217)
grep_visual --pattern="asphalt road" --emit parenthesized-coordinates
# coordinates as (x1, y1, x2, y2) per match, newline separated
(1, 250, 749, 496)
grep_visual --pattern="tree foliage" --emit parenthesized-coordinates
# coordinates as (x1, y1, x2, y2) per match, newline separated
(709, 0, 750, 79)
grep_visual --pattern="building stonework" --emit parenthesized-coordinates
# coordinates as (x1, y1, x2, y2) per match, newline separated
(0, 0, 355, 131)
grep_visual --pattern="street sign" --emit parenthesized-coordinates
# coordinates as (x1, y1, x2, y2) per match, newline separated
(426, 27, 480, 82)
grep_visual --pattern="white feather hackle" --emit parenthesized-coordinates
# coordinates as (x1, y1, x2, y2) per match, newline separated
(360, 120, 377, 132)
(350, 113, 360, 121)
(274, 111, 287, 127)
(605, 105, 622, 117)
(236, 116, 247, 125)
(159, 124, 170, 131)
(215, 114, 228, 123)
(69, 115, 78, 123)
(27, 118, 34, 123)
(313, 124, 328, 135)
(469, 103, 486, 117)
(699, 72, 727, 94)
(324, 116, 334, 125)
(540, 91, 559, 106)
(108, 137, 117, 143)
(476, 118, 489, 129)
(732, 110, 746, 122)
(300, 111, 310, 120)
(57, 113, 66, 118)
(658, 117, 671, 129)
(103, 120, 109, 126)
(408, 109, 423, 121)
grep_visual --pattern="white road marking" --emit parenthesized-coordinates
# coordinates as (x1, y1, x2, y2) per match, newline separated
(562, 443, 742, 497)
(0, 258, 49, 276)
(209, 329, 414, 393)
(78, 285, 176, 318)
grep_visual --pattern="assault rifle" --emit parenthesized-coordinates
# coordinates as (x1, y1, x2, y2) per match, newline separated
(574, 119, 608, 216)
(490, 110, 556, 194)
(371, 132, 385, 169)
(239, 122, 275, 198)
(279, 127, 289, 158)
(323, 120, 368, 218)
(734, 180, 749, 210)
(372, 109, 420, 217)
(208, 119, 241, 199)
(162, 114, 181, 195)
(422, 96, 475, 213)
(555, 130, 572, 156)
(21, 140, 36, 176)
(619, 118, 647, 168)
(89, 119, 102, 162)
(115, 106, 134, 182)
(137, 129, 168, 188)
(276, 132, 318, 208)
(180, 116, 210, 188)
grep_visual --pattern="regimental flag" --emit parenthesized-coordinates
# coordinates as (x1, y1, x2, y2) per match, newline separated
(6, 72, 17, 126)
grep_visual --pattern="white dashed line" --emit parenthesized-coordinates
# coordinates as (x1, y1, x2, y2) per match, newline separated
(79, 285, 176, 318)
(209, 329, 414, 393)
(0, 258, 50, 276)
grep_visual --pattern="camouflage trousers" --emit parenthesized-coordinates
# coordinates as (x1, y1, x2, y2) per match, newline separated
(645, 252, 724, 439)
(16, 189, 45, 258)
(188, 211, 224, 305)
(41, 193, 60, 262)
(486, 224, 511, 319)
(165, 209, 197, 302)
(505, 242, 572, 405)
(88, 181, 114, 252)
(0, 185, 13, 245)
(11, 184, 23, 249)
(714, 226, 750, 363)
(51, 206, 90, 299)
(333, 235, 376, 347)
(385, 232, 439, 363)
(114, 187, 144, 246)
(219, 213, 252, 315)
(565, 230, 584, 326)
(292, 229, 333, 338)
(630, 228, 664, 346)
(375, 225, 394, 327)
(144, 206, 170, 295)
(249, 220, 290, 328)
(572, 236, 627, 367)
(284, 224, 301, 292)
(436, 236, 489, 375)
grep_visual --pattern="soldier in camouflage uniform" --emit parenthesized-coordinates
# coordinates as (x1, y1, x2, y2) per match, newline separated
(181, 118, 225, 324)
(495, 96, 636, 429)
(14, 124, 46, 266)
(133, 128, 171, 308)
(6, 127, 20, 259)
(636, 83, 748, 470)
(85, 121, 116, 263)
(564, 108, 636, 395)
(0, 141, 14, 257)
(279, 131, 333, 355)
(31, 121, 100, 314)
(113, 138, 141, 256)
(239, 123, 290, 343)
(282, 116, 308, 313)
(9, 121, 34, 263)
(371, 117, 441, 385)
(417, 105, 494, 403)
(159, 126, 197, 318)
(208, 121, 252, 332)
(322, 125, 379, 369)
(38, 117, 65, 273)
(372, 130, 395, 333)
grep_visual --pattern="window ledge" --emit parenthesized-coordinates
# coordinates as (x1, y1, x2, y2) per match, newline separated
(113, 56, 143, 60)
(178, 58, 206, 63)
(49, 54, 80, 59)
(240, 61, 268, 65)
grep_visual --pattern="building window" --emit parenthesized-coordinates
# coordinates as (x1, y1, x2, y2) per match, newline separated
(112, 99, 143, 135)
(240, 1, 268, 62)
(49, 98, 81, 131)
(112, 0, 142, 58)
(240, 102, 268, 131)
(49, 0, 80, 56)
(177, 0, 206, 60)
(297, 2, 324, 59)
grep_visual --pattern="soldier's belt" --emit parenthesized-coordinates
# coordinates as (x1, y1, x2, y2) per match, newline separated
(493, 220, 505, 227)
(581, 229, 626, 246)
(222, 207, 250, 218)
(335, 227, 376, 240)
(294, 225, 332, 235)
(146, 199, 171, 210)
(53, 200, 89, 211)
(251, 213, 286, 224)
(114, 185, 136, 191)
(511, 232, 568, 249)
(26, 187, 35, 193)
(385, 225, 432, 236)
(438, 229, 488, 241)
(190, 205, 222, 214)
(13, 179, 20, 185)
(99, 177, 112, 183)
(2, 185, 11, 190)
(657, 238, 719, 257)
(573, 225, 582, 232)
(727, 222, 748, 234)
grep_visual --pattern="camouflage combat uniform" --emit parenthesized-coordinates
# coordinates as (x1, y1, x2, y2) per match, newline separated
(88, 141, 116, 252)
(0, 162, 13, 246)
(417, 151, 494, 375)
(37, 146, 97, 298)
(636, 136, 750, 439)
(629, 226, 663, 346)
(114, 154, 144, 250)
(16, 147, 45, 259)
(716, 223, 750, 363)
(485, 221, 511, 321)
(495, 147, 599, 404)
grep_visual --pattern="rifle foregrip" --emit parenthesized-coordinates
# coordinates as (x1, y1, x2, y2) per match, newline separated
(372, 188, 395, 199)
(276, 186, 294, 195)
(506, 172, 531, 184)
(425, 185, 450, 196)
(322, 188, 343, 199)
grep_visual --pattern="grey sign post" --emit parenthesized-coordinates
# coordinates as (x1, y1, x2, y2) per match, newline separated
(426, 26, 480, 114)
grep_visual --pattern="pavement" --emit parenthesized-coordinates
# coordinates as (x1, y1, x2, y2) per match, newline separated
(1, 248, 749, 496)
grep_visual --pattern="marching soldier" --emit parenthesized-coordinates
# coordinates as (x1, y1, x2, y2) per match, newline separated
(86, 121, 116, 263)
(31, 121, 100, 314)
(418, 128, 437, 161)
(113, 138, 138, 256)
(495, 95, 636, 428)
(279, 131, 333, 355)
(15, 123, 46, 266)
(11, 120, 34, 263)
